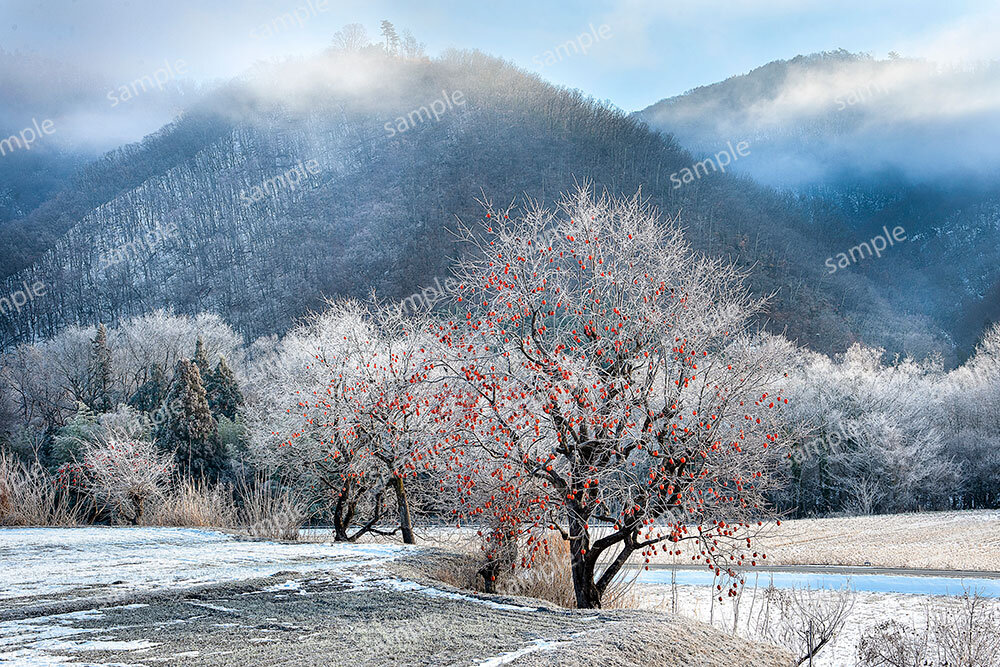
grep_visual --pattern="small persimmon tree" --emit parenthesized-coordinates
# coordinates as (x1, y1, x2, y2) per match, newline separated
(247, 303, 389, 541)
(336, 301, 445, 544)
(262, 300, 444, 543)
(440, 186, 795, 608)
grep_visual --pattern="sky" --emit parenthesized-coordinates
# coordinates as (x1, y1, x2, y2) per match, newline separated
(2, 0, 999, 148)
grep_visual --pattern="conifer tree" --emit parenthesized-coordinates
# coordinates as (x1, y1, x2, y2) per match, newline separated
(206, 355, 243, 420)
(89, 323, 114, 412)
(380, 20, 399, 55)
(52, 402, 100, 465)
(159, 359, 221, 478)
(193, 336, 211, 378)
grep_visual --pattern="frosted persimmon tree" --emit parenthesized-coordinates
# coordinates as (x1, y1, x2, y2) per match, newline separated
(439, 186, 795, 608)
(259, 300, 444, 544)
(246, 303, 390, 541)
(335, 302, 445, 544)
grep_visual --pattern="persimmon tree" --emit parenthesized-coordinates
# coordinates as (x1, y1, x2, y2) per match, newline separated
(247, 303, 390, 541)
(259, 300, 444, 543)
(334, 301, 444, 544)
(439, 186, 794, 608)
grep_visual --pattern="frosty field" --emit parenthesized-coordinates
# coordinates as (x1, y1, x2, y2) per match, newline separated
(0, 526, 400, 605)
(637, 583, 969, 667)
(0, 527, 790, 667)
(744, 510, 1000, 571)
(642, 510, 1000, 572)
(5, 515, 998, 665)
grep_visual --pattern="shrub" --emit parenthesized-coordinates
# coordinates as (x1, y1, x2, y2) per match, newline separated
(144, 477, 236, 527)
(238, 475, 308, 540)
(81, 438, 174, 524)
(857, 589, 1000, 667)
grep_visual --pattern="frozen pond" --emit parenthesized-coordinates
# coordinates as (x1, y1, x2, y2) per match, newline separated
(637, 566, 1000, 597)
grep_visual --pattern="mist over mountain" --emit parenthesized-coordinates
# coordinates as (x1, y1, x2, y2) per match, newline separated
(0, 47, 205, 243)
(8, 44, 993, 365)
(1, 45, 929, 360)
(638, 50, 1000, 359)
(637, 50, 1000, 188)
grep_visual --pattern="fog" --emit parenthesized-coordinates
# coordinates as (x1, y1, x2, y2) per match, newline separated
(641, 54, 1000, 187)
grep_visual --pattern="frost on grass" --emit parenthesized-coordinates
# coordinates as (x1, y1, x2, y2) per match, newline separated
(642, 510, 1000, 571)
(0, 607, 160, 666)
(380, 578, 538, 612)
(0, 526, 402, 605)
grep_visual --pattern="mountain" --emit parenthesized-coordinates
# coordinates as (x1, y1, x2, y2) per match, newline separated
(0, 47, 198, 271)
(0, 47, 951, 361)
(637, 50, 1000, 187)
(0, 147, 93, 227)
(637, 50, 1000, 359)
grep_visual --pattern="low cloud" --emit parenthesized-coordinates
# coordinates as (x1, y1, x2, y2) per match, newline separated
(646, 53, 1000, 186)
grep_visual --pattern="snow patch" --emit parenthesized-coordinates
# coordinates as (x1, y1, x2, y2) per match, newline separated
(0, 527, 403, 605)
(477, 638, 570, 666)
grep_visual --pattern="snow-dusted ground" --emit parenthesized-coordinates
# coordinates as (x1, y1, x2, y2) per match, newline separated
(1, 605, 163, 666)
(11, 523, 989, 666)
(1, 527, 791, 667)
(0, 526, 400, 606)
(0, 527, 403, 666)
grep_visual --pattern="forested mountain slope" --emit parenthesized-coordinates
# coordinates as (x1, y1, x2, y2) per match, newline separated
(1, 48, 944, 358)
(639, 50, 1000, 361)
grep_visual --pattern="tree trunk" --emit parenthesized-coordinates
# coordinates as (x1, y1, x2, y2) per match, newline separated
(478, 559, 500, 593)
(478, 525, 517, 594)
(568, 508, 601, 608)
(332, 482, 348, 541)
(129, 494, 144, 526)
(332, 492, 356, 542)
(393, 475, 415, 544)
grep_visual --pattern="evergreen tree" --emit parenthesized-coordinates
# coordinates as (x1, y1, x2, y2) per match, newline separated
(193, 336, 211, 378)
(158, 359, 222, 478)
(206, 355, 243, 420)
(52, 402, 99, 466)
(89, 323, 114, 412)
(380, 20, 399, 55)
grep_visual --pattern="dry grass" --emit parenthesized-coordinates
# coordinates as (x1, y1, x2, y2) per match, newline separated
(429, 552, 483, 590)
(0, 458, 307, 536)
(642, 510, 1000, 571)
(501, 536, 578, 608)
(143, 477, 237, 527)
(431, 533, 638, 609)
(0, 451, 84, 526)
(237, 476, 308, 541)
(142, 476, 309, 536)
(511, 615, 792, 667)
